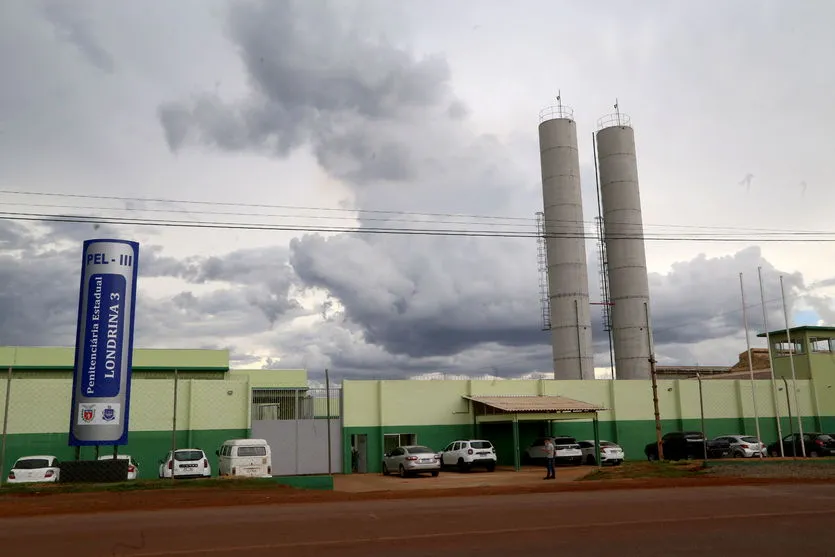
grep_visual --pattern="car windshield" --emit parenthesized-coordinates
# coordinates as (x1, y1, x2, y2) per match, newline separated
(407, 446, 434, 454)
(740, 436, 760, 443)
(174, 450, 204, 461)
(14, 459, 50, 469)
(470, 441, 492, 449)
(818, 434, 834, 442)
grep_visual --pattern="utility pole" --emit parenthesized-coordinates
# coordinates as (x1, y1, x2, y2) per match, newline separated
(644, 302, 663, 460)
(325, 368, 332, 476)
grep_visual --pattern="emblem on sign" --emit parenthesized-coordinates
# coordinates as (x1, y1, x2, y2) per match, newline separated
(102, 406, 116, 422)
(81, 405, 96, 423)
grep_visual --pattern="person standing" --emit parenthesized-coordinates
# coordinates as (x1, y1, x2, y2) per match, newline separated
(544, 438, 556, 480)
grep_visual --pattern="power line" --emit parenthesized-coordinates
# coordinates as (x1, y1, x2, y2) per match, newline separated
(2, 189, 834, 236)
(5, 209, 835, 243)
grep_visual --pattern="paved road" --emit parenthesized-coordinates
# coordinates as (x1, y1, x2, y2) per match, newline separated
(1, 484, 834, 556)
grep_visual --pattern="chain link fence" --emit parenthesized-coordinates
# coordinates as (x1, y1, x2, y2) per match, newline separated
(696, 373, 820, 459)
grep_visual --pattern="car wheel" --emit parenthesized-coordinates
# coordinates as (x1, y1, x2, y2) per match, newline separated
(486, 463, 496, 472)
(586, 455, 596, 466)
(647, 453, 657, 462)
(733, 450, 744, 458)
(382, 462, 389, 476)
(399, 465, 408, 478)
(770, 449, 779, 457)
(431, 471, 439, 477)
(809, 450, 819, 458)
(457, 458, 469, 473)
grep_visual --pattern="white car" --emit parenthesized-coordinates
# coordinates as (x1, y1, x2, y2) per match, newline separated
(525, 436, 583, 465)
(382, 445, 441, 478)
(440, 439, 497, 472)
(98, 454, 139, 480)
(713, 435, 767, 458)
(7, 455, 60, 484)
(578, 440, 625, 466)
(159, 448, 211, 479)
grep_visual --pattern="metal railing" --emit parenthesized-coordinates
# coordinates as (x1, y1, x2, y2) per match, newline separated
(539, 104, 575, 123)
(597, 112, 632, 130)
(251, 388, 341, 421)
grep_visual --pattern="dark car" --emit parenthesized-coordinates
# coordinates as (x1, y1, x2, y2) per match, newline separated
(766, 433, 835, 458)
(645, 431, 731, 461)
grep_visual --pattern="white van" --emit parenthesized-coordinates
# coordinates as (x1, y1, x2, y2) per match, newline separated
(217, 438, 272, 478)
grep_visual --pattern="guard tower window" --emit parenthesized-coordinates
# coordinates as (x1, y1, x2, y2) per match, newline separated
(810, 337, 834, 353)
(773, 341, 804, 357)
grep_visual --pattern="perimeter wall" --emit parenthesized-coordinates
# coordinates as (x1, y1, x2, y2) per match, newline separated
(342, 378, 835, 473)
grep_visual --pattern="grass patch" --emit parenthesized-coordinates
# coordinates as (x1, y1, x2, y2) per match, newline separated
(581, 461, 707, 481)
(705, 457, 835, 467)
(0, 477, 283, 496)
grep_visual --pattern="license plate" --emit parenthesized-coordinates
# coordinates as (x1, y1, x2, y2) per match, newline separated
(420, 458, 433, 463)
(180, 463, 197, 468)
(477, 452, 490, 455)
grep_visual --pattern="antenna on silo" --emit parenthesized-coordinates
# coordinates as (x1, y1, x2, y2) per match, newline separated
(614, 98, 621, 126)
(557, 90, 562, 113)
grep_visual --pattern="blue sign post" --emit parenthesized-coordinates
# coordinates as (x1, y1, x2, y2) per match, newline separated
(69, 240, 139, 446)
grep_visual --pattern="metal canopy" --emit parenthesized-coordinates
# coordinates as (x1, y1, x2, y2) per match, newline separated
(464, 395, 604, 415)
(463, 395, 605, 472)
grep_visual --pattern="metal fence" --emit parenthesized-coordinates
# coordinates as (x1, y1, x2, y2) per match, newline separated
(251, 387, 341, 421)
(250, 387, 342, 476)
(695, 373, 820, 459)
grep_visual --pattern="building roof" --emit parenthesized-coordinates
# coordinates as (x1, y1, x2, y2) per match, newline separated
(756, 325, 835, 338)
(694, 369, 774, 380)
(463, 395, 604, 414)
(0, 346, 229, 371)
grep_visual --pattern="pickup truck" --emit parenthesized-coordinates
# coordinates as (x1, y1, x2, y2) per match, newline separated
(644, 431, 731, 461)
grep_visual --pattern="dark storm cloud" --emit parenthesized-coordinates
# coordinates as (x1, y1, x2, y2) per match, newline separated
(157, 0, 455, 185)
(289, 232, 543, 358)
(0, 222, 305, 347)
(41, 0, 115, 74)
(154, 0, 825, 376)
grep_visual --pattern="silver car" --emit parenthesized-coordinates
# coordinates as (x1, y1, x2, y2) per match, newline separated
(382, 445, 441, 478)
(714, 435, 767, 458)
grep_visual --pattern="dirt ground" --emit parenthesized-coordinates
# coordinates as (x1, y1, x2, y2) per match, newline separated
(1, 461, 834, 519)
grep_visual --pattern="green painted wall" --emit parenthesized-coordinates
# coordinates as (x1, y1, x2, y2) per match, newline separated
(0, 378, 250, 433)
(344, 415, 826, 473)
(2, 429, 248, 480)
(341, 377, 835, 473)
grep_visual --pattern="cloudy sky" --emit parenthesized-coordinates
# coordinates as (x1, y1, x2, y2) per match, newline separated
(2, 0, 834, 381)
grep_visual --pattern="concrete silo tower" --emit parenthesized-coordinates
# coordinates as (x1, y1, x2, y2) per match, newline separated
(594, 106, 652, 380)
(537, 99, 595, 380)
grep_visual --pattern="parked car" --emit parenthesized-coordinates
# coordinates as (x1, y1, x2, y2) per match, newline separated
(578, 440, 624, 466)
(159, 448, 212, 479)
(97, 454, 139, 480)
(524, 436, 583, 466)
(767, 433, 835, 458)
(712, 435, 766, 458)
(217, 438, 272, 478)
(439, 439, 497, 472)
(645, 432, 731, 461)
(382, 445, 441, 478)
(6, 455, 60, 484)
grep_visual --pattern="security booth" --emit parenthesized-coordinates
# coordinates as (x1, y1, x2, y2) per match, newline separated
(463, 395, 606, 471)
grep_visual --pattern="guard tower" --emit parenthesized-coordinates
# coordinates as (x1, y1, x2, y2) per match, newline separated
(756, 325, 835, 381)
